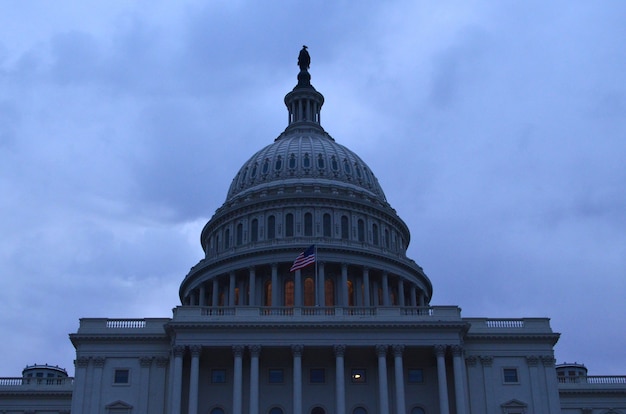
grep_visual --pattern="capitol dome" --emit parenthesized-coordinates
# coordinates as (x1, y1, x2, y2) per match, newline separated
(180, 48, 432, 309)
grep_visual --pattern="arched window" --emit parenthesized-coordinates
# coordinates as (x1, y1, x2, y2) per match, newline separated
(264, 280, 272, 307)
(353, 408, 367, 414)
(357, 219, 364, 242)
(323, 214, 332, 237)
(372, 223, 379, 245)
(236, 223, 243, 246)
(311, 407, 326, 414)
(317, 154, 325, 169)
(303, 153, 311, 169)
(304, 213, 313, 236)
(341, 216, 349, 240)
(210, 408, 225, 414)
(269, 408, 284, 414)
(384, 229, 390, 248)
(325, 279, 335, 306)
(304, 277, 315, 306)
(215, 235, 220, 252)
(224, 228, 230, 249)
(251, 219, 258, 242)
(267, 215, 276, 240)
(274, 155, 283, 172)
(284, 280, 294, 307)
(286, 213, 294, 237)
(410, 407, 425, 414)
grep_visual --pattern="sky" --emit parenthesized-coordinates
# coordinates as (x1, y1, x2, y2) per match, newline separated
(0, 1, 624, 378)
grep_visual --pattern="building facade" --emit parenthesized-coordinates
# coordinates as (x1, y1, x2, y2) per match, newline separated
(1, 49, 625, 414)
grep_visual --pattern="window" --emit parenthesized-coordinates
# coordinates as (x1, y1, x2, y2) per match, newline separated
(408, 369, 424, 383)
(341, 216, 349, 240)
(267, 216, 276, 239)
(310, 368, 325, 383)
(269, 408, 284, 414)
(304, 277, 315, 306)
(114, 369, 130, 384)
(323, 214, 331, 237)
(351, 369, 366, 383)
(286, 213, 294, 237)
(210, 408, 225, 414)
(251, 219, 258, 242)
(410, 408, 425, 414)
(357, 219, 364, 242)
(224, 228, 230, 249)
(304, 213, 313, 236)
(503, 368, 519, 383)
(236, 223, 243, 245)
(372, 223, 379, 245)
(268, 369, 284, 383)
(353, 408, 367, 414)
(311, 407, 325, 414)
(211, 369, 226, 383)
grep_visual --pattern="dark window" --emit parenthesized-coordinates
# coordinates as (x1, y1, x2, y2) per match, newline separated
(351, 369, 366, 383)
(303, 153, 311, 168)
(353, 408, 367, 414)
(357, 219, 365, 242)
(311, 407, 326, 414)
(268, 369, 284, 383)
(310, 368, 325, 383)
(250, 163, 258, 179)
(240, 168, 248, 187)
(372, 223, 379, 245)
(410, 408, 425, 414)
(323, 214, 331, 237)
(211, 408, 225, 414)
(384, 229, 390, 248)
(289, 154, 297, 169)
(286, 213, 294, 237)
(503, 368, 519, 383)
(251, 219, 258, 242)
(355, 164, 362, 179)
(270, 408, 284, 414)
(304, 213, 313, 236)
(262, 158, 270, 175)
(331, 156, 339, 171)
(224, 228, 230, 249)
(36, 372, 43, 378)
(114, 369, 130, 384)
(341, 216, 349, 240)
(317, 154, 325, 169)
(211, 369, 226, 383)
(236, 223, 243, 245)
(408, 369, 424, 383)
(343, 159, 352, 174)
(275, 155, 283, 171)
(267, 215, 276, 239)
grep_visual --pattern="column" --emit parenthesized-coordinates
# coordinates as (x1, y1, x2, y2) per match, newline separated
(376, 345, 390, 414)
(212, 278, 219, 306)
(70, 357, 89, 414)
(249, 345, 261, 414)
(392, 345, 406, 414)
(249, 267, 256, 306)
(451, 346, 467, 414)
(91, 357, 105, 412)
(434, 345, 450, 414)
(294, 269, 302, 307)
(271, 263, 279, 306)
(541, 356, 561, 413)
(526, 356, 541, 411)
(317, 262, 325, 306)
(410, 285, 417, 307)
(419, 291, 425, 307)
(480, 356, 494, 414)
(190, 291, 197, 306)
(334, 345, 346, 414)
(188, 346, 202, 414)
(229, 272, 236, 306)
(171, 346, 185, 414)
(199, 284, 206, 306)
(155, 357, 169, 413)
(139, 357, 152, 414)
(382, 273, 390, 306)
(233, 345, 244, 414)
(397, 279, 405, 307)
(363, 267, 371, 306)
(341, 263, 349, 307)
(292, 345, 303, 414)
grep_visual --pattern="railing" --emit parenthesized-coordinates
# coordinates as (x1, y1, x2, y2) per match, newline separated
(0, 377, 74, 387)
(464, 317, 553, 333)
(559, 376, 626, 384)
(106, 319, 146, 328)
(485, 319, 525, 328)
(76, 318, 171, 334)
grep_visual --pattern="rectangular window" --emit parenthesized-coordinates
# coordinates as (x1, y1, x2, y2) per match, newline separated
(503, 368, 519, 383)
(114, 369, 130, 384)
(211, 369, 227, 383)
(310, 368, 325, 383)
(408, 368, 424, 383)
(268, 369, 284, 383)
(351, 368, 366, 383)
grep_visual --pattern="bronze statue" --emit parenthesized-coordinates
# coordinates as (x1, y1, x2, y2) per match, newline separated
(298, 45, 310, 71)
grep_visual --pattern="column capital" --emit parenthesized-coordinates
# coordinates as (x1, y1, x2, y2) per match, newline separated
(526, 355, 539, 366)
(271, 263, 278, 270)
(291, 344, 304, 356)
(341, 262, 348, 269)
(173, 345, 186, 357)
(249, 345, 262, 357)
(334, 344, 346, 357)
(248, 266, 256, 272)
(465, 356, 478, 366)
(363, 266, 369, 272)
(375, 344, 388, 357)
(93, 356, 106, 367)
(156, 357, 169, 367)
(392, 344, 405, 356)
(140, 357, 153, 367)
(233, 345, 245, 357)
(479, 356, 493, 367)
(434, 344, 447, 357)
(541, 355, 556, 367)
(451, 345, 464, 357)
(190, 345, 202, 357)
(75, 357, 90, 368)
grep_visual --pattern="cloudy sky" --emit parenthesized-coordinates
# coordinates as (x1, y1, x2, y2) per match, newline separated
(1, 1, 624, 377)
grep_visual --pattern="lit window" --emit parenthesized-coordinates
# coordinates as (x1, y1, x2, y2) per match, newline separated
(114, 369, 130, 384)
(351, 369, 366, 383)
(310, 368, 325, 383)
(268, 369, 284, 383)
(211, 369, 226, 383)
(408, 369, 424, 383)
(503, 368, 519, 383)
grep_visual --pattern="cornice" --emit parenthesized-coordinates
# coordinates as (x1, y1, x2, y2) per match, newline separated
(559, 388, 626, 395)
(0, 389, 73, 397)
(69, 334, 170, 346)
(464, 333, 561, 346)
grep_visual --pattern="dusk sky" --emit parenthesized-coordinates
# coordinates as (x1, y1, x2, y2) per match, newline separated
(1, 1, 624, 377)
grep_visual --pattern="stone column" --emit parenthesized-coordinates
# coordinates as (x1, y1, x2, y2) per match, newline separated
(91, 357, 105, 412)
(397, 279, 405, 307)
(480, 356, 494, 414)
(212, 278, 219, 306)
(392, 345, 406, 414)
(341, 263, 349, 307)
(334, 345, 346, 414)
(292, 345, 304, 414)
(526, 355, 541, 411)
(363, 267, 370, 306)
(376, 345, 390, 414)
(171, 346, 185, 414)
(229, 272, 236, 306)
(318, 262, 325, 306)
(233, 345, 244, 414)
(249, 345, 261, 414)
(248, 267, 256, 306)
(410, 285, 417, 307)
(382, 273, 390, 306)
(199, 284, 206, 306)
(139, 357, 152, 414)
(188, 346, 202, 414)
(434, 345, 450, 414)
(271, 263, 279, 306)
(541, 356, 561, 413)
(451, 346, 467, 414)
(419, 291, 425, 307)
(70, 357, 89, 414)
(155, 357, 169, 413)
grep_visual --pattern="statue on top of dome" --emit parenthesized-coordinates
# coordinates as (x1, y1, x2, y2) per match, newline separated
(298, 45, 310, 71)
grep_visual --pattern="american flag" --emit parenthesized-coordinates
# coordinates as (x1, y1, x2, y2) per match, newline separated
(289, 245, 316, 272)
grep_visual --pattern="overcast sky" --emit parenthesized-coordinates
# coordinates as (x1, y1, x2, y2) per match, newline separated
(1, 1, 624, 377)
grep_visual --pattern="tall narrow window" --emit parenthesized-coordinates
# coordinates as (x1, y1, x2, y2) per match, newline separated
(286, 213, 294, 237)
(304, 213, 313, 236)
(215, 235, 220, 252)
(372, 223, 379, 245)
(341, 216, 349, 240)
(384, 229, 390, 248)
(224, 229, 230, 249)
(324, 279, 335, 306)
(323, 214, 331, 237)
(304, 277, 315, 306)
(236, 223, 243, 246)
(347, 280, 355, 306)
(251, 219, 258, 242)
(284, 280, 295, 307)
(264, 280, 272, 307)
(357, 219, 365, 242)
(267, 215, 276, 240)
